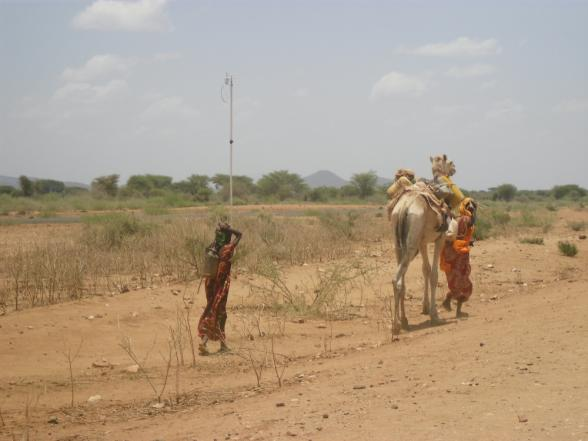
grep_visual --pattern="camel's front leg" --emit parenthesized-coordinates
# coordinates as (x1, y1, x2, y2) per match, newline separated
(420, 243, 431, 315)
(429, 236, 444, 323)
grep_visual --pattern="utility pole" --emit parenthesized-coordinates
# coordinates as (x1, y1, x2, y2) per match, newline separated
(224, 73, 234, 210)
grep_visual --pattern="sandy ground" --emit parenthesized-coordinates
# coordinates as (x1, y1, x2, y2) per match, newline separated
(1, 208, 587, 441)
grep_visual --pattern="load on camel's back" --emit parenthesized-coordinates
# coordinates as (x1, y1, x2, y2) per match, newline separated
(386, 154, 465, 230)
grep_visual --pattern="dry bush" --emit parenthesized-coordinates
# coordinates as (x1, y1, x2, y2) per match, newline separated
(567, 221, 586, 231)
(0, 208, 388, 313)
(61, 338, 84, 408)
(250, 258, 377, 317)
(119, 336, 172, 404)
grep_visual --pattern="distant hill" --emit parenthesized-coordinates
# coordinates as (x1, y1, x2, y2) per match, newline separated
(304, 170, 348, 188)
(0, 175, 89, 189)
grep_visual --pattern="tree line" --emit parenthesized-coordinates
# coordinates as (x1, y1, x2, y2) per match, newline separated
(0, 171, 382, 202)
(1, 173, 586, 203)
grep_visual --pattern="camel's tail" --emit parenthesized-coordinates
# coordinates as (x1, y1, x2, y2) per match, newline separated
(394, 200, 410, 258)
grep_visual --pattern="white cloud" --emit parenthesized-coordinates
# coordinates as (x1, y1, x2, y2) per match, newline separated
(371, 71, 427, 100)
(485, 99, 524, 120)
(61, 54, 134, 82)
(53, 80, 128, 104)
(553, 98, 588, 113)
(73, 0, 171, 32)
(403, 37, 501, 57)
(139, 96, 199, 121)
(445, 64, 496, 78)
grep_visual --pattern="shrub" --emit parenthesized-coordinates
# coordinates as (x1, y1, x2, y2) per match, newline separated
(473, 217, 492, 240)
(520, 237, 544, 245)
(491, 210, 511, 225)
(567, 221, 586, 232)
(558, 241, 578, 257)
(144, 204, 170, 216)
(317, 210, 358, 239)
(82, 213, 153, 249)
(0, 185, 16, 196)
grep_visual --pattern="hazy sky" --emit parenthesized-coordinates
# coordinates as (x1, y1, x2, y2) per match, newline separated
(1, 0, 587, 189)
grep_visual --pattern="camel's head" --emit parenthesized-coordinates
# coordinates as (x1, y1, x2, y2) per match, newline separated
(430, 154, 456, 177)
(430, 154, 450, 177)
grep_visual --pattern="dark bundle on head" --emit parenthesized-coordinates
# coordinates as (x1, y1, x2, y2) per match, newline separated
(214, 222, 232, 249)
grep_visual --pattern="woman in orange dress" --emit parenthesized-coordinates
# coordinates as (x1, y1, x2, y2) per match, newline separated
(198, 222, 242, 355)
(441, 198, 476, 318)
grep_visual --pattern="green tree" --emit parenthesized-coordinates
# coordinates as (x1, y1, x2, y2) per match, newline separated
(350, 171, 378, 199)
(309, 186, 340, 202)
(256, 170, 308, 201)
(340, 184, 359, 198)
(91, 174, 119, 197)
(552, 184, 587, 200)
(19, 175, 34, 197)
(493, 183, 517, 201)
(33, 179, 65, 194)
(211, 174, 257, 201)
(174, 175, 212, 201)
(126, 175, 172, 197)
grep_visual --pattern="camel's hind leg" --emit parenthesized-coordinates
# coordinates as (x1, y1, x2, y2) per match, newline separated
(420, 242, 431, 315)
(392, 255, 410, 334)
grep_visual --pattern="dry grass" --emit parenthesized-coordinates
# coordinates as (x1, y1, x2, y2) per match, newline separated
(0, 208, 387, 313)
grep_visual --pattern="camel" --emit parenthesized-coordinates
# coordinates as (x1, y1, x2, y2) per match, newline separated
(389, 154, 456, 334)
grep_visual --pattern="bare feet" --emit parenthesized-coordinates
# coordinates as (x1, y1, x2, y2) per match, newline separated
(218, 343, 231, 353)
(442, 297, 452, 312)
(456, 300, 468, 318)
(198, 343, 209, 356)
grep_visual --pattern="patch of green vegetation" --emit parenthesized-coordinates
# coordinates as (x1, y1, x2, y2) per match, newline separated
(491, 210, 511, 225)
(81, 213, 154, 249)
(473, 217, 492, 240)
(144, 204, 170, 216)
(567, 221, 586, 231)
(317, 210, 359, 239)
(558, 241, 578, 257)
(519, 237, 544, 245)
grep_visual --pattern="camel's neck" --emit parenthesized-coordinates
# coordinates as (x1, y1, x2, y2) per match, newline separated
(433, 171, 449, 182)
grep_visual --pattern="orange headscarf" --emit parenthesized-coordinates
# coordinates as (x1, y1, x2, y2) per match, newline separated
(459, 197, 474, 217)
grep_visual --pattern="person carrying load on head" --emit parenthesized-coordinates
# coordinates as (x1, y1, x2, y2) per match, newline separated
(386, 169, 416, 219)
(429, 155, 465, 212)
(198, 221, 242, 355)
(440, 197, 477, 318)
(386, 168, 416, 198)
(427, 154, 468, 231)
